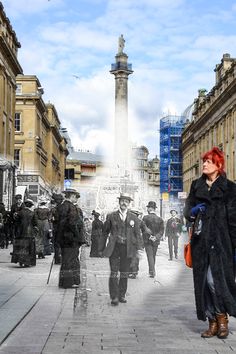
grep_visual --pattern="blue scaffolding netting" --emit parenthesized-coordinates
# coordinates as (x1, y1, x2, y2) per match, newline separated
(160, 115, 185, 198)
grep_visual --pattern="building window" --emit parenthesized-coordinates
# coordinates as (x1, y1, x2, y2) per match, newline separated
(14, 149, 20, 167)
(16, 84, 22, 94)
(65, 168, 75, 179)
(15, 112, 21, 132)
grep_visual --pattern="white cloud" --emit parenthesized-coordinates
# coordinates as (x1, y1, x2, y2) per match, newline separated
(2, 0, 63, 17)
(2, 0, 236, 158)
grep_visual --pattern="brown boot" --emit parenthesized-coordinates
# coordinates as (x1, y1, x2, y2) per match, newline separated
(216, 313, 229, 339)
(201, 318, 218, 338)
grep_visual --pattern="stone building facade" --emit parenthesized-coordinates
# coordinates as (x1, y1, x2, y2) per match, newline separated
(0, 3, 23, 208)
(65, 150, 104, 216)
(15, 75, 68, 202)
(182, 53, 236, 193)
(132, 145, 160, 211)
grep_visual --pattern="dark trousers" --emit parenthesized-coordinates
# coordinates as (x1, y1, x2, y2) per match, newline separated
(168, 235, 178, 259)
(109, 243, 131, 300)
(129, 256, 139, 275)
(144, 243, 158, 276)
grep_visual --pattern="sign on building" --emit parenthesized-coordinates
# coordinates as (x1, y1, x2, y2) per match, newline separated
(178, 191, 187, 199)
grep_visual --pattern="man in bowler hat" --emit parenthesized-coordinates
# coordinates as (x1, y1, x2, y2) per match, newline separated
(100, 193, 143, 305)
(142, 201, 164, 277)
(165, 209, 182, 260)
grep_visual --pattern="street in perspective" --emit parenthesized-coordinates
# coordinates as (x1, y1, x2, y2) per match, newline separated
(1, 1, 236, 354)
(1, 236, 236, 354)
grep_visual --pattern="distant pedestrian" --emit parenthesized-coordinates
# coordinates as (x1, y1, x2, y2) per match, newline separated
(99, 193, 143, 306)
(90, 210, 103, 257)
(142, 201, 164, 278)
(51, 193, 64, 264)
(10, 194, 24, 239)
(34, 200, 52, 258)
(57, 188, 85, 289)
(0, 202, 7, 248)
(83, 216, 92, 246)
(184, 147, 236, 339)
(165, 210, 182, 260)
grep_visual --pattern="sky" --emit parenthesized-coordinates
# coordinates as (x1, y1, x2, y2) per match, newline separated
(2, 0, 236, 158)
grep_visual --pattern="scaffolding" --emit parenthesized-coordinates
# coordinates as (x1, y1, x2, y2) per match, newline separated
(160, 115, 185, 199)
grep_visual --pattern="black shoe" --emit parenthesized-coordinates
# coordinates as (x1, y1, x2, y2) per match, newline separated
(111, 298, 119, 306)
(168, 258, 173, 261)
(119, 297, 127, 303)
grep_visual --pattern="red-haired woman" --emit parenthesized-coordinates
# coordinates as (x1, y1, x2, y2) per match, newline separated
(184, 147, 236, 339)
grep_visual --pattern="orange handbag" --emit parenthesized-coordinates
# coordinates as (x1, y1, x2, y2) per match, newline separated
(184, 227, 193, 268)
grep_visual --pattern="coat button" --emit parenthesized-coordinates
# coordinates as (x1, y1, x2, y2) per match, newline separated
(211, 245, 214, 249)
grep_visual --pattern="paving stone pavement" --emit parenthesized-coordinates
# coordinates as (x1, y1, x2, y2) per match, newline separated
(0, 236, 236, 353)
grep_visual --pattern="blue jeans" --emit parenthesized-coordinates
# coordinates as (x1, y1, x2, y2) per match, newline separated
(205, 266, 222, 319)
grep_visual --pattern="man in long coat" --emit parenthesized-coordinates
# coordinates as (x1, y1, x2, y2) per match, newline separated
(100, 193, 143, 305)
(165, 209, 182, 260)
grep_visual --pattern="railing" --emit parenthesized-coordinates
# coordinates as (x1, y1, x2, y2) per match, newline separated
(111, 63, 132, 71)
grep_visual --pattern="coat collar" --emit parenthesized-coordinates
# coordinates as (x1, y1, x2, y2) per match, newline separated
(114, 209, 133, 222)
(194, 174, 228, 202)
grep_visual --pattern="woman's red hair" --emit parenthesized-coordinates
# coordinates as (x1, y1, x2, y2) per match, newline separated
(202, 147, 225, 175)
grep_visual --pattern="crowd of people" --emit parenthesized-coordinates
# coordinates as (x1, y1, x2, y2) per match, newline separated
(2, 145, 235, 340)
(0, 188, 184, 284)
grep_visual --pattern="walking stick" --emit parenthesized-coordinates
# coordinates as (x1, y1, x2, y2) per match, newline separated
(47, 254, 55, 284)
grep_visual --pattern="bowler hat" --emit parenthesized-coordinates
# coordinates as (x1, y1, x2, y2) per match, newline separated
(118, 193, 133, 202)
(92, 210, 100, 217)
(15, 194, 22, 200)
(170, 209, 178, 214)
(146, 201, 157, 209)
(62, 188, 80, 198)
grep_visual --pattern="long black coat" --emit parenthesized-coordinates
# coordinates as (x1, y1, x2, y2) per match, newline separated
(142, 213, 164, 245)
(184, 174, 236, 321)
(57, 200, 85, 248)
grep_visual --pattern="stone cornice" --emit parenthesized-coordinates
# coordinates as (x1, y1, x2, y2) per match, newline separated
(0, 34, 22, 75)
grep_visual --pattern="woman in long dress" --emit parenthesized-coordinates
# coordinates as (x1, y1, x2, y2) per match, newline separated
(11, 199, 36, 267)
(57, 189, 86, 288)
(34, 200, 52, 258)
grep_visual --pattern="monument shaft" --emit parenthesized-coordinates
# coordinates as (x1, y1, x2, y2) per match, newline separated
(110, 35, 133, 172)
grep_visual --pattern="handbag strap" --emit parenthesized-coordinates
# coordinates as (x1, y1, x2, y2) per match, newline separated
(188, 226, 193, 241)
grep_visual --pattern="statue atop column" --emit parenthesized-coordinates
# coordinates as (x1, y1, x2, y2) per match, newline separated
(118, 34, 125, 54)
